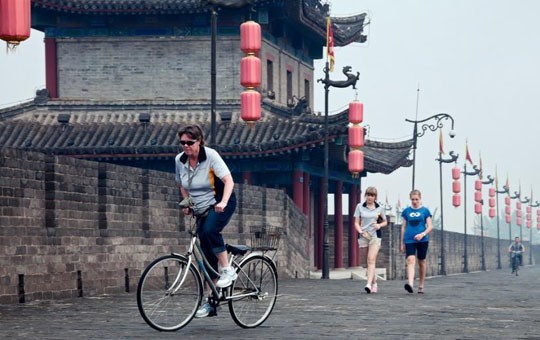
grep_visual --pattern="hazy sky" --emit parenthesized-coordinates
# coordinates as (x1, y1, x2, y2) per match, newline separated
(313, 0, 540, 239)
(1, 0, 539, 239)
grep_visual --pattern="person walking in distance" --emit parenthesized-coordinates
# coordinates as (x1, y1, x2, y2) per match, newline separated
(354, 187, 388, 293)
(175, 124, 237, 317)
(400, 189, 433, 294)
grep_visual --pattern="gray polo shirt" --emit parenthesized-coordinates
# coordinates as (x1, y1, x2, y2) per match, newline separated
(175, 146, 231, 215)
(354, 202, 386, 239)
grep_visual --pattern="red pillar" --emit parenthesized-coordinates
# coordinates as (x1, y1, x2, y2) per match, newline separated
(292, 170, 303, 210)
(242, 171, 253, 185)
(316, 177, 325, 269)
(334, 181, 343, 268)
(44, 38, 58, 99)
(349, 184, 360, 267)
(302, 172, 311, 261)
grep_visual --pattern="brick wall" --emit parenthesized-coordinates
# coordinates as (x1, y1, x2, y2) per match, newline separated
(0, 149, 308, 304)
(56, 36, 314, 107)
(379, 219, 537, 280)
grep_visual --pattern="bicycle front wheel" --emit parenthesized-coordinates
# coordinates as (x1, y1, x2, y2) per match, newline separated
(137, 254, 203, 331)
(228, 254, 278, 328)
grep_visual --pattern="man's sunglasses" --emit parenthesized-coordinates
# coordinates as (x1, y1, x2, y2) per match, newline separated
(180, 140, 197, 146)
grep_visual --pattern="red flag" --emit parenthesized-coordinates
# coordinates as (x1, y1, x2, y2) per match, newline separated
(465, 142, 473, 164)
(439, 129, 444, 154)
(326, 16, 335, 72)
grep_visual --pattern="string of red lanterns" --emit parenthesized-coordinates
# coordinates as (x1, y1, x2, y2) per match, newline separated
(239, 21, 262, 125)
(0, 0, 31, 48)
(452, 167, 461, 207)
(474, 179, 482, 215)
(488, 187, 496, 218)
(516, 201, 522, 227)
(536, 209, 540, 230)
(505, 196, 511, 224)
(348, 101, 364, 177)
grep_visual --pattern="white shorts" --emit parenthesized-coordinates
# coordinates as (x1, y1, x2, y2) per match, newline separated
(358, 236, 381, 248)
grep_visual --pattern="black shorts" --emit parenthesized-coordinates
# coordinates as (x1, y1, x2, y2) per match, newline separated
(405, 242, 429, 260)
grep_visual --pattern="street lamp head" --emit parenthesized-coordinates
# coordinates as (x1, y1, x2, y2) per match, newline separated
(448, 130, 456, 138)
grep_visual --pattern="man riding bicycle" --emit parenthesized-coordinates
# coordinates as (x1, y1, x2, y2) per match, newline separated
(508, 236, 525, 274)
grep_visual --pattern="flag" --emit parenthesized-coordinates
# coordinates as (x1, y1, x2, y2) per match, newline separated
(326, 16, 335, 72)
(438, 129, 445, 154)
(465, 142, 473, 164)
(505, 175, 509, 191)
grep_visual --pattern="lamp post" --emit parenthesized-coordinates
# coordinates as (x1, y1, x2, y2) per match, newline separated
(405, 114, 456, 190)
(478, 175, 494, 271)
(529, 201, 540, 265)
(317, 64, 359, 279)
(462, 163, 480, 273)
(494, 182, 509, 270)
(436, 150, 458, 275)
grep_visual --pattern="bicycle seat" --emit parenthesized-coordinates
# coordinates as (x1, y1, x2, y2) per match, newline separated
(226, 244, 251, 256)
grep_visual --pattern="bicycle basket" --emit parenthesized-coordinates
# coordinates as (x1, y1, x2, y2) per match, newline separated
(250, 225, 282, 251)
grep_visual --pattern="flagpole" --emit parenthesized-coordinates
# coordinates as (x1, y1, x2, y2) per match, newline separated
(436, 149, 458, 276)
(462, 160, 480, 273)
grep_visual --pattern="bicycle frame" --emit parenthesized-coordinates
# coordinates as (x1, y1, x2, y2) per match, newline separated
(167, 216, 271, 303)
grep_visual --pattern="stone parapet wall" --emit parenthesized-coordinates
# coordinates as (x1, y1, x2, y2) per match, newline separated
(0, 149, 308, 304)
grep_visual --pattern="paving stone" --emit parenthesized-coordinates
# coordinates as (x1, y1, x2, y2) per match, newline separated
(0, 266, 538, 339)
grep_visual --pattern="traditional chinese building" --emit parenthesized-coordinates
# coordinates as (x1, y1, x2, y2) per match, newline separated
(0, 0, 413, 269)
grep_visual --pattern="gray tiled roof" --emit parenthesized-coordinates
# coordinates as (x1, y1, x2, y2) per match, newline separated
(31, 0, 368, 46)
(0, 99, 412, 174)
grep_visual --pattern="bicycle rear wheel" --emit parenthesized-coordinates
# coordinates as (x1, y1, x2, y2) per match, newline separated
(228, 254, 278, 328)
(137, 254, 202, 331)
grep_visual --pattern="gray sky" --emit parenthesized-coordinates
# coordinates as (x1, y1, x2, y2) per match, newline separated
(1, 0, 539, 238)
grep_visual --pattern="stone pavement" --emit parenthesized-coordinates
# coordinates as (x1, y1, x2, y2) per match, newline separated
(1, 266, 539, 340)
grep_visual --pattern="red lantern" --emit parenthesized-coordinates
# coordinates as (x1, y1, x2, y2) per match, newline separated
(505, 214, 511, 224)
(489, 188, 495, 197)
(489, 208, 495, 218)
(240, 55, 261, 88)
(452, 180, 461, 193)
(348, 125, 364, 149)
(452, 194, 461, 207)
(475, 180, 483, 191)
(537, 209, 540, 216)
(537, 223, 540, 230)
(527, 221, 531, 228)
(452, 167, 460, 180)
(240, 21, 261, 54)
(505, 197, 511, 205)
(0, 0, 30, 46)
(489, 198, 495, 208)
(517, 217, 522, 226)
(348, 101, 364, 124)
(474, 191, 482, 203)
(537, 216, 540, 223)
(505, 206, 511, 215)
(527, 213, 531, 221)
(474, 203, 482, 214)
(517, 210, 522, 218)
(240, 90, 261, 123)
(348, 150, 364, 175)
(517, 202, 522, 210)
(526, 206, 532, 214)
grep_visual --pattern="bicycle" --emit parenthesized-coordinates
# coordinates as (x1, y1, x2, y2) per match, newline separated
(510, 250, 522, 276)
(136, 216, 281, 331)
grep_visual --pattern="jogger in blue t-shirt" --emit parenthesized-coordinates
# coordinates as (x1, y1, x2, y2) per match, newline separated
(400, 189, 433, 294)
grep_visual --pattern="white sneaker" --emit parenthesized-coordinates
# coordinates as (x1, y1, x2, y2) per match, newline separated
(216, 267, 238, 288)
(364, 284, 371, 294)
